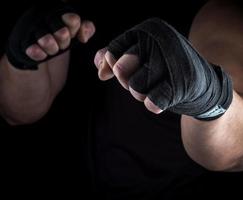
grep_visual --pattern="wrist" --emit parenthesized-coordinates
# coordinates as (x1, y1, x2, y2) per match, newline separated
(195, 65, 233, 121)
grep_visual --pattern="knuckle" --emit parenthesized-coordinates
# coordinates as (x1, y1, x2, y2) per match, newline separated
(39, 35, 55, 47)
(55, 27, 70, 41)
(26, 46, 44, 60)
(28, 47, 40, 57)
(97, 50, 105, 59)
(63, 13, 81, 26)
(69, 14, 81, 27)
(113, 62, 128, 78)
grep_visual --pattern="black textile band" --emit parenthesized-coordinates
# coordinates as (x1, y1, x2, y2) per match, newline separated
(6, 0, 78, 70)
(108, 18, 233, 120)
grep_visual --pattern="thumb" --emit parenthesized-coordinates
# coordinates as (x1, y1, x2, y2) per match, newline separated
(94, 48, 114, 81)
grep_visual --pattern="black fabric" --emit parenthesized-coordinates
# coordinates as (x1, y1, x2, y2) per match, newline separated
(108, 18, 233, 121)
(6, 0, 77, 70)
(92, 78, 208, 199)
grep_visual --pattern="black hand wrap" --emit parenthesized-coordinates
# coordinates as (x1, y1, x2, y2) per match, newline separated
(108, 18, 233, 121)
(6, 0, 77, 70)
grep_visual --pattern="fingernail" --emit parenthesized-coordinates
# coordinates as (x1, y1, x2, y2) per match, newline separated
(145, 98, 163, 115)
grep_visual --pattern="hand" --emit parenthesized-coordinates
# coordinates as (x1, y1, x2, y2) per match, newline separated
(94, 18, 232, 120)
(6, 0, 95, 70)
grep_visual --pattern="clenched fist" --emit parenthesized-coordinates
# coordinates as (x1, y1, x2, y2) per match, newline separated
(95, 18, 232, 121)
(6, 0, 95, 70)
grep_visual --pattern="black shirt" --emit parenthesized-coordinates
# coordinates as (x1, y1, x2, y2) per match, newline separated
(1, 0, 242, 199)
(92, 79, 206, 199)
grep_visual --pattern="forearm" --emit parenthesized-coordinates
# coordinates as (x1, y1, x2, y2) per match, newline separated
(181, 91, 243, 172)
(100, 18, 241, 172)
(0, 1, 95, 125)
(0, 52, 69, 125)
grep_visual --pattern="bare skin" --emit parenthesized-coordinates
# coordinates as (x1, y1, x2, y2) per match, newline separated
(94, 0, 243, 171)
(182, 0, 243, 172)
(0, 10, 95, 125)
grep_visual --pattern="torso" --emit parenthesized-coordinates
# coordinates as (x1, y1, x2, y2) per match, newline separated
(91, 79, 206, 199)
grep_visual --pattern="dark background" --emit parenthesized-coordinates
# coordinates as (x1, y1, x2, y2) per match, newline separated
(1, 0, 242, 198)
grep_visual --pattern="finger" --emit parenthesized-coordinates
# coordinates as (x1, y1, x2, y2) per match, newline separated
(98, 50, 117, 81)
(37, 34, 59, 55)
(105, 51, 117, 68)
(94, 48, 114, 81)
(113, 53, 140, 90)
(99, 58, 114, 81)
(147, 80, 174, 112)
(53, 27, 71, 50)
(129, 65, 150, 94)
(62, 13, 81, 38)
(26, 44, 47, 61)
(129, 86, 146, 102)
(94, 48, 107, 69)
(144, 97, 163, 114)
(78, 20, 96, 43)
